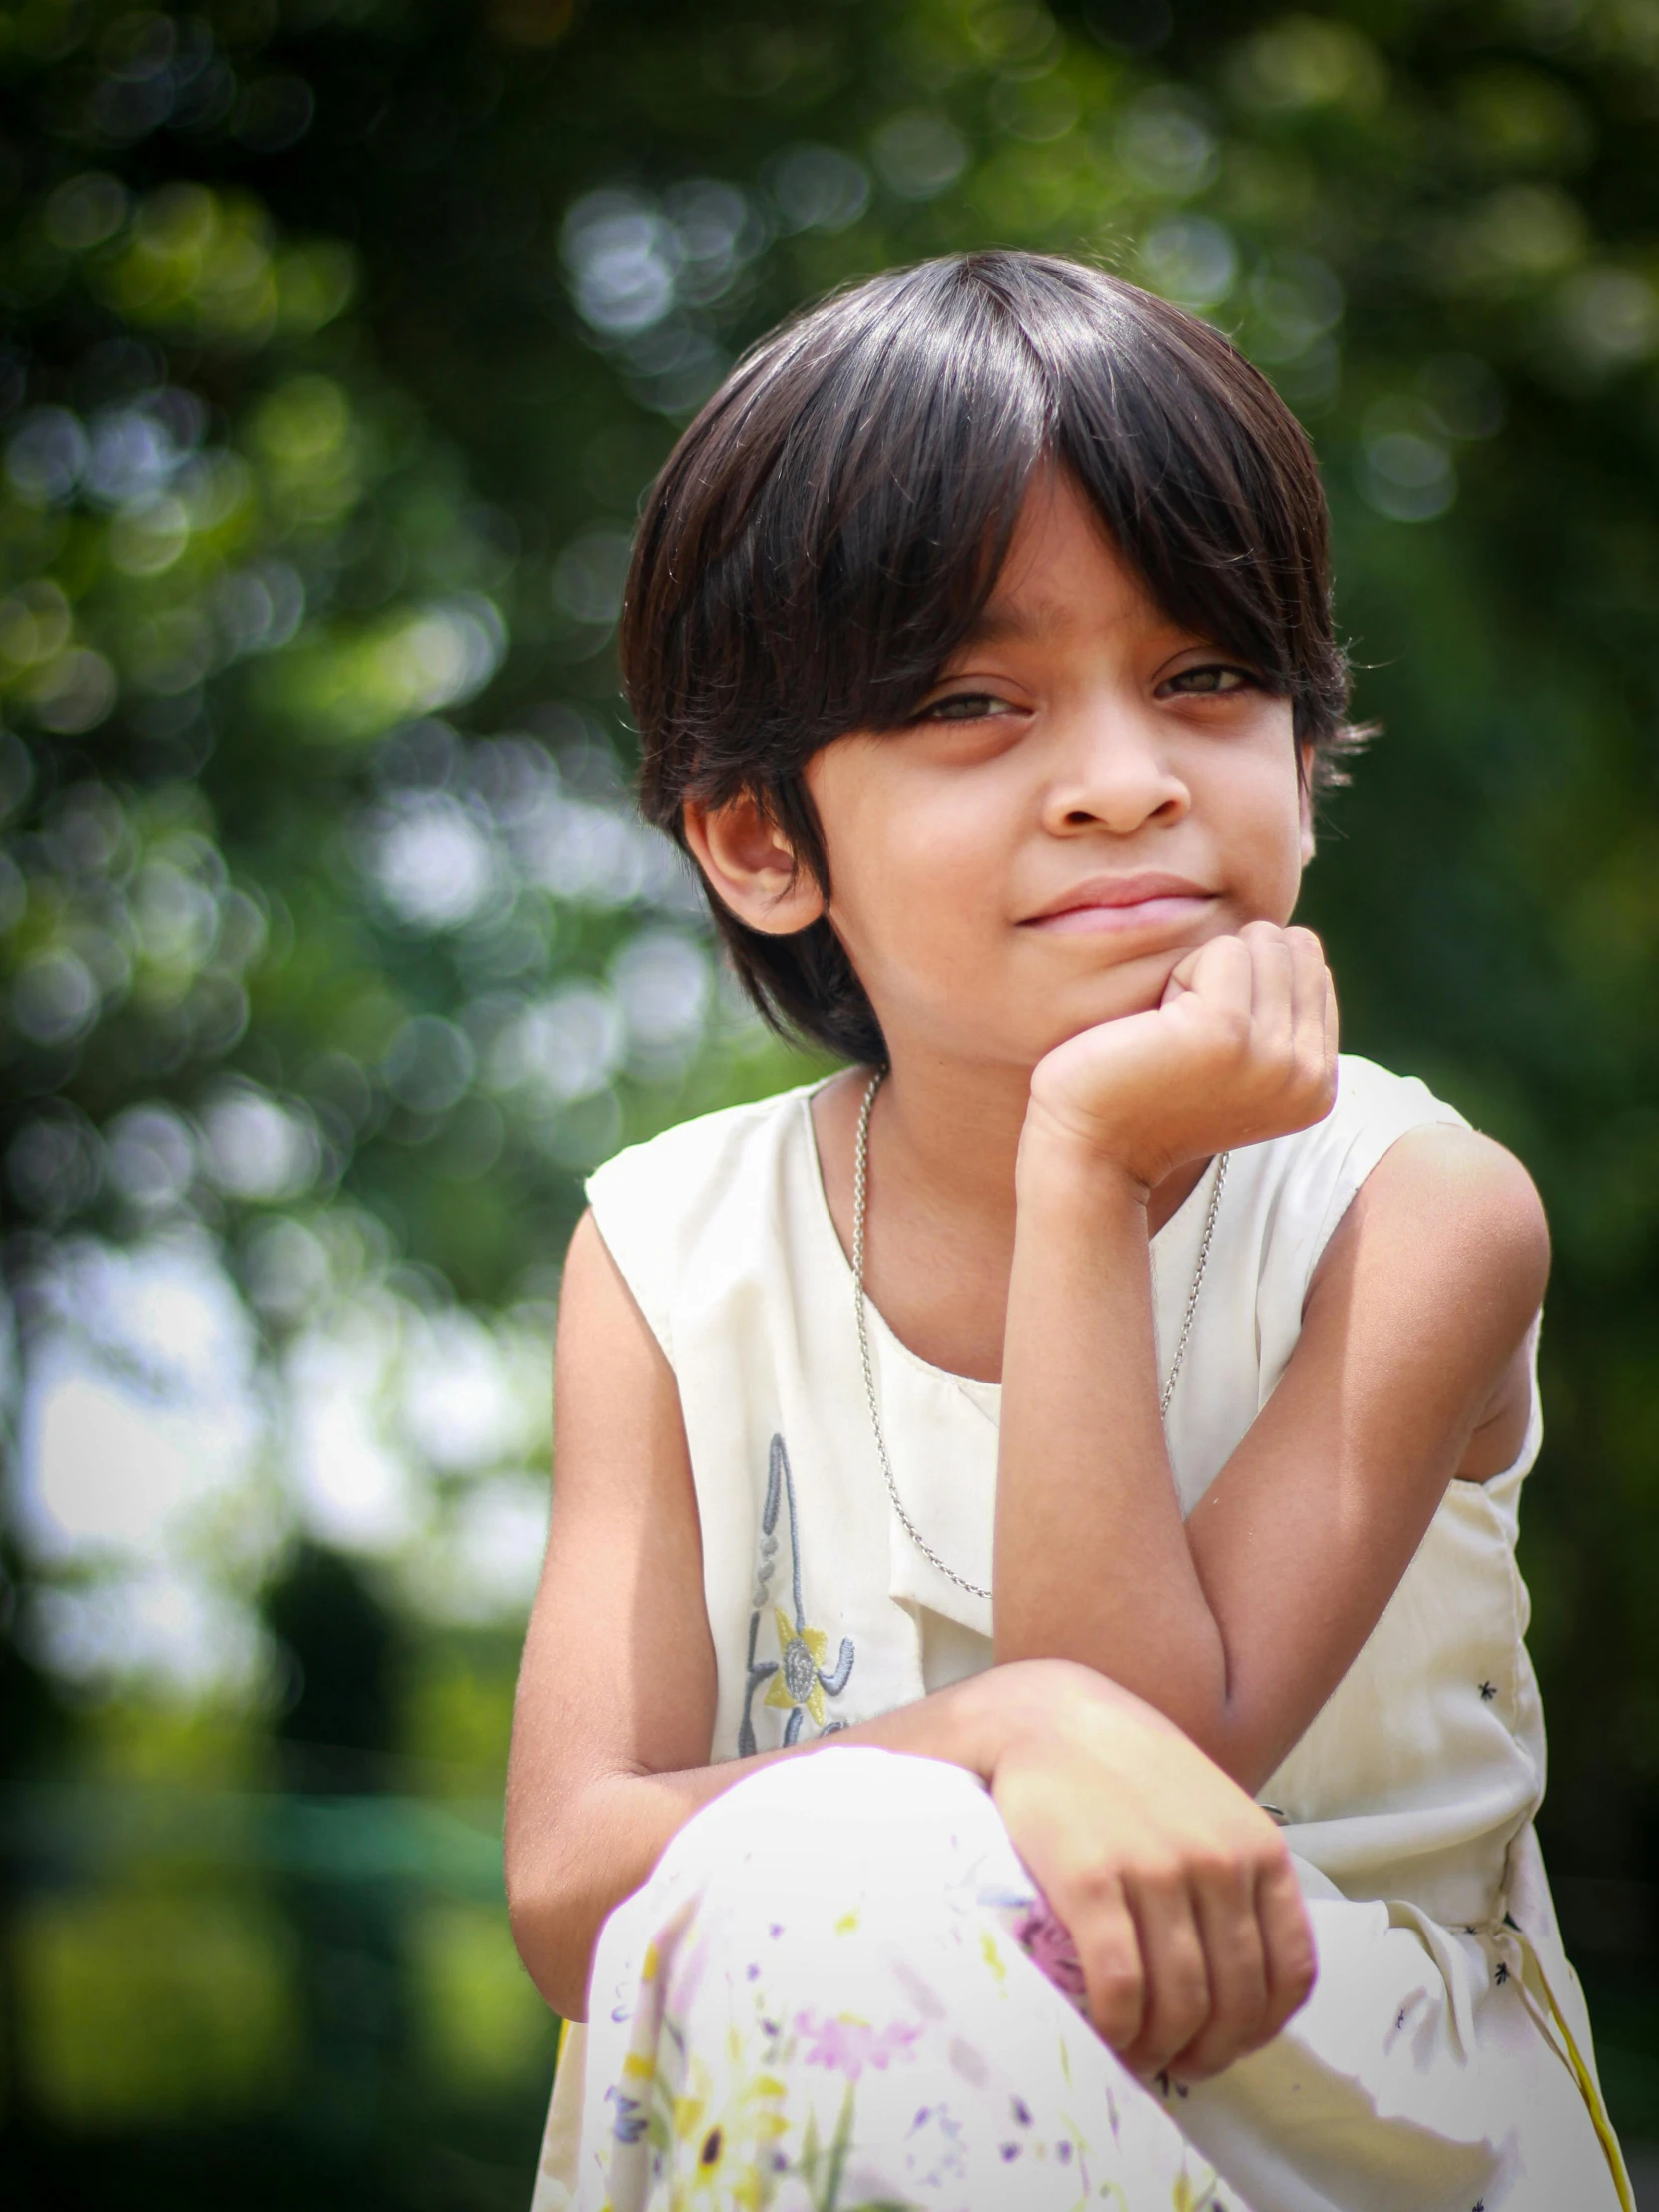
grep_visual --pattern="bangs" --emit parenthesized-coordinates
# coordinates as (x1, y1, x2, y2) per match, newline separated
(622, 251, 1353, 1061)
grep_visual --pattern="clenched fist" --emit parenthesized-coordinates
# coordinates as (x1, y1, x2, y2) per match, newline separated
(1024, 921, 1339, 1195)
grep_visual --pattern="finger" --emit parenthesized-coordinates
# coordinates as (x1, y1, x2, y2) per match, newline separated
(1257, 1854, 1319, 2041)
(1166, 1860, 1269, 2080)
(1285, 928, 1336, 1098)
(1181, 932, 1254, 1032)
(1118, 1872, 1212, 2080)
(1243, 924, 1297, 1056)
(1071, 1873, 1148, 2052)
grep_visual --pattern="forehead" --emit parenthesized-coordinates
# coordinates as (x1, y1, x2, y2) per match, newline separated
(965, 470, 1182, 648)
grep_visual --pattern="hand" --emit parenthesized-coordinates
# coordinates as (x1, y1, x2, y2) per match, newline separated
(988, 1663, 1316, 2081)
(1025, 921, 1338, 1195)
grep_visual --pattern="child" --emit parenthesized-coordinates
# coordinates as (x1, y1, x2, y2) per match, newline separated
(506, 252, 1630, 2211)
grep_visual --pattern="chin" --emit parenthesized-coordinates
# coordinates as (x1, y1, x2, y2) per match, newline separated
(1029, 988, 1161, 1058)
(1070, 958, 1182, 1026)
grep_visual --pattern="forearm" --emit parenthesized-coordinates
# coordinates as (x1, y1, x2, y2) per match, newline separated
(994, 1126, 1235, 1758)
(506, 1660, 1068, 2019)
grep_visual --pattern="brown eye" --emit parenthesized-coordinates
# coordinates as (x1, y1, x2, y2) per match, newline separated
(1164, 664, 1255, 697)
(917, 691, 1008, 721)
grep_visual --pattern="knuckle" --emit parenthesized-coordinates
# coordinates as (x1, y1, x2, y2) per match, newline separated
(1295, 1046, 1329, 1097)
(1268, 1922, 1318, 2003)
(1186, 1844, 1246, 1894)
(1252, 1827, 1296, 1875)
(1068, 1859, 1126, 1913)
(1131, 1850, 1188, 1900)
(1283, 1941, 1319, 2003)
(1086, 1964, 1145, 2045)
(1087, 1953, 1145, 2013)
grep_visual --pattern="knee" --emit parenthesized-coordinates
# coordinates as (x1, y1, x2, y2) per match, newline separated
(668, 1748, 1002, 1905)
(735, 1744, 992, 1842)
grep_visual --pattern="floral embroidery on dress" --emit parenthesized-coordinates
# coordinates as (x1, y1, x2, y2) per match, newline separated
(739, 1434, 855, 1753)
(578, 1750, 1250, 2212)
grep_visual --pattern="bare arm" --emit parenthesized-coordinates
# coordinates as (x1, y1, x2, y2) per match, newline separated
(504, 1216, 1040, 2013)
(994, 923, 1549, 1791)
(506, 1208, 1314, 2079)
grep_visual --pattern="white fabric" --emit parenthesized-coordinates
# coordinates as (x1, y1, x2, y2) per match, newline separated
(533, 1056, 1629, 2210)
(558, 1748, 1614, 2212)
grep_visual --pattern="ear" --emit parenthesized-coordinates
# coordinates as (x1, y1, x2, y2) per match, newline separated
(1299, 745, 1317, 866)
(682, 790, 829, 936)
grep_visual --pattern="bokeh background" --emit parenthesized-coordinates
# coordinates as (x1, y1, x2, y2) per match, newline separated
(3, 0, 1659, 2202)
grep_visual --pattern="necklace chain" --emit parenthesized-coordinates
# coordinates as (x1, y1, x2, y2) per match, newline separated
(850, 1068, 1228, 1603)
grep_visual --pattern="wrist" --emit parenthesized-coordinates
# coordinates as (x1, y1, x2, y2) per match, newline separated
(946, 1659, 1064, 1778)
(957, 1659, 1165, 1778)
(1017, 1101, 1154, 1215)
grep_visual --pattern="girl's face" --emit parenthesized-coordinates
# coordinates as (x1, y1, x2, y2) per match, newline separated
(803, 469, 1312, 1073)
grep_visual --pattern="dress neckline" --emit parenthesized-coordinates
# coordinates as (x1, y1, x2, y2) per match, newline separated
(797, 1083, 1216, 1397)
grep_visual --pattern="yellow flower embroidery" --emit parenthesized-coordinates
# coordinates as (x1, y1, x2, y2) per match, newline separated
(740, 1436, 855, 1753)
(764, 1608, 831, 1727)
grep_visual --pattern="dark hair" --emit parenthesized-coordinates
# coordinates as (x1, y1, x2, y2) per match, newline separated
(622, 250, 1359, 1064)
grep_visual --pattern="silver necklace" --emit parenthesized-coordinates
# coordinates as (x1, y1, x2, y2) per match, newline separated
(850, 1068, 1228, 1602)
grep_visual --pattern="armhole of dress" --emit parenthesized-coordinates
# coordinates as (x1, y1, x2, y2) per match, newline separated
(585, 1163, 675, 1366)
(1303, 1090, 1471, 1297)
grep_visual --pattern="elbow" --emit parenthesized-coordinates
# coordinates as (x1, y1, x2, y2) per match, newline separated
(1057, 1664, 1279, 1801)
(992, 1605, 1103, 1673)
(1184, 1696, 1289, 1801)
(505, 1834, 595, 2022)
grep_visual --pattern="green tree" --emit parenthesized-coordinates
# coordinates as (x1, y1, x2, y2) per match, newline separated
(5, 0, 1659, 2184)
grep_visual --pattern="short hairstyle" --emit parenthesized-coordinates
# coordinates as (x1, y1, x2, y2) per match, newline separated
(622, 250, 1359, 1065)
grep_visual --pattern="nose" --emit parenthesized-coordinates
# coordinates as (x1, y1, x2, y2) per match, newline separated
(1037, 697, 1190, 838)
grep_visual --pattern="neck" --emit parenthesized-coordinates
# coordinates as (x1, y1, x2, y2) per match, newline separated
(814, 1035, 1206, 1385)
(875, 1039, 1034, 1232)
(835, 1034, 1208, 1254)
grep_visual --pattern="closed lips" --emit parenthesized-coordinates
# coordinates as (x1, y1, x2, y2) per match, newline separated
(1021, 875, 1218, 931)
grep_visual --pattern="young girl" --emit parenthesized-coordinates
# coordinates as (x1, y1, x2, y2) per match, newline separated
(506, 252, 1630, 2212)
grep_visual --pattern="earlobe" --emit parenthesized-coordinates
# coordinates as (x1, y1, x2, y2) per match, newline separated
(682, 791, 829, 937)
(1299, 751, 1317, 865)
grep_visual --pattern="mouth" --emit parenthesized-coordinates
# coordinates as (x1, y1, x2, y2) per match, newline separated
(1018, 872, 1220, 937)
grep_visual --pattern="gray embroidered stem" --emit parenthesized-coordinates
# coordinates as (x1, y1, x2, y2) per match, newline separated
(738, 1432, 855, 1756)
(851, 1067, 1228, 1604)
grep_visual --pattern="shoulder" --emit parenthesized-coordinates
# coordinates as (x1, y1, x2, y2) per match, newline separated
(1241, 1054, 1523, 1304)
(1270, 1052, 1468, 1241)
(1325, 1051, 1469, 1158)
(586, 1080, 819, 1225)
(1317, 1056, 1542, 1238)
(1237, 1054, 1547, 1364)
(583, 1082, 821, 1358)
(1329, 1118, 1549, 1300)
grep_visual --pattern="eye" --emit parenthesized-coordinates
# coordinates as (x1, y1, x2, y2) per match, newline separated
(1160, 663, 1259, 697)
(913, 689, 1015, 723)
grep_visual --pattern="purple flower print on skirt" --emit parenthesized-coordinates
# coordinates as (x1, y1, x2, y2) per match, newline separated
(1013, 1890, 1090, 2012)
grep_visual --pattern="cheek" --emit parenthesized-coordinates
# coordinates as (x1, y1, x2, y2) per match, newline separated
(813, 750, 1015, 944)
(1209, 730, 1305, 906)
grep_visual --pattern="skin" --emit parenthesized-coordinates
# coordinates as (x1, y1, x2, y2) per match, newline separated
(506, 470, 1548, 2088)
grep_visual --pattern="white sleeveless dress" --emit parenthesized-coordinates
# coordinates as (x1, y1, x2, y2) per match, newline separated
(531, 1056, 1630, 2212)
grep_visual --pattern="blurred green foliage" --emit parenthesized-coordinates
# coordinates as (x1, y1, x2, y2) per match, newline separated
(2, 0, 1659, 2199)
